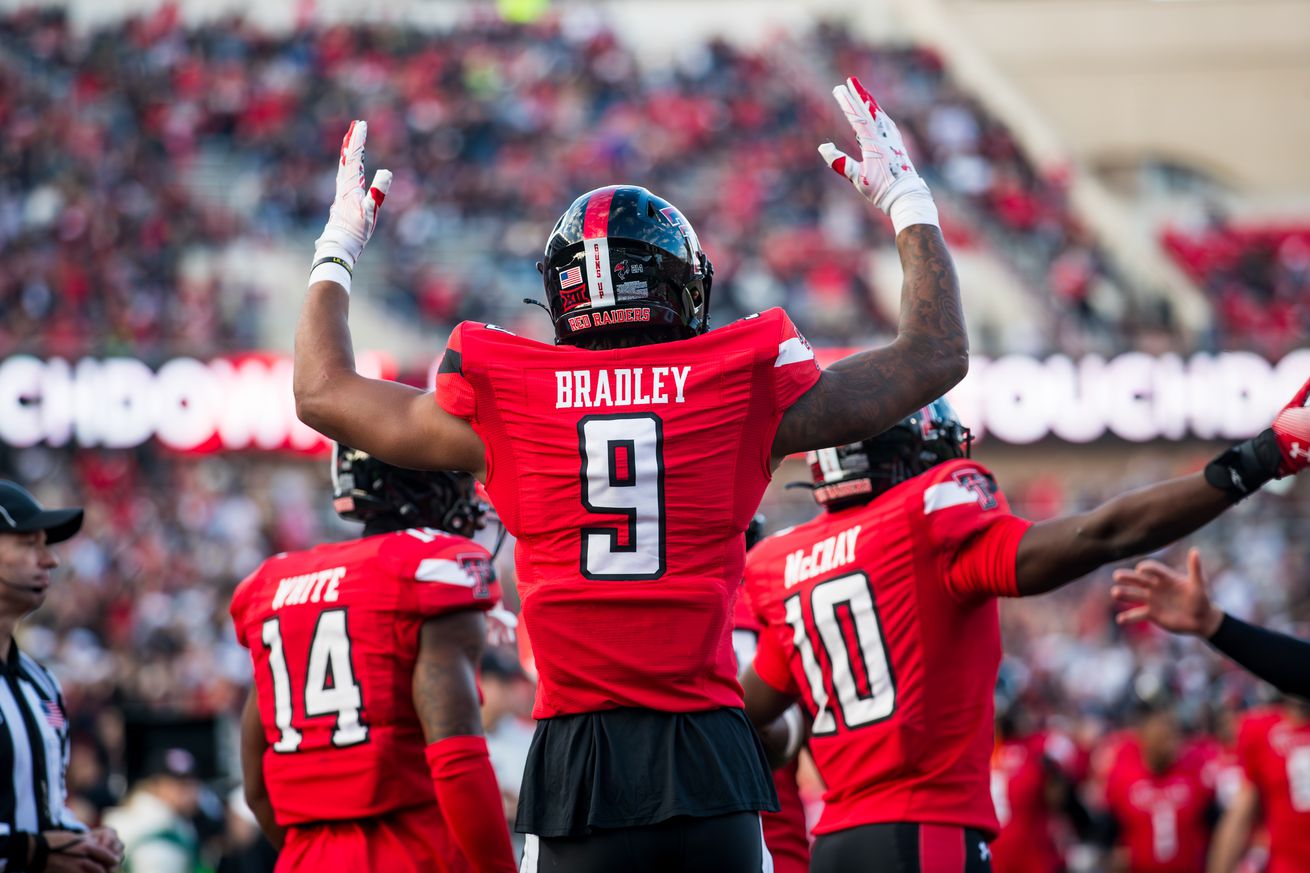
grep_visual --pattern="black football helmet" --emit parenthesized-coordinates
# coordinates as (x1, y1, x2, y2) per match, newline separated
(332, 444, 486, 536)
(806, 398, 973, 510)
(539, 185, 713, 344)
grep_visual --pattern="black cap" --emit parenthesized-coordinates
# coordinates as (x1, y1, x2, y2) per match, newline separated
(143, 747, 199, 781)
(0, 482, 83, 544)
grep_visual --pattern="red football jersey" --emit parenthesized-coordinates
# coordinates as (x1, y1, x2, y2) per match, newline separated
(989, 735, 1064, 873)
(732, 593, 811, 873)
(436, 308, 820, 718)
(230, 529, 502, 826)
(1236, 708, 1310, 873)
(1105, 740, 1214, 873)
(745, 459, 1032, 837)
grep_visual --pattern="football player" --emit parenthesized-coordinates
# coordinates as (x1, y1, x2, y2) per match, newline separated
(1101, 696, 1217, 873)
(740, 382, 1310, 873)
(1205, 700, 1310, 873)
(231, 447, 516, 872)
(293, 76, 969, 870)
(989, 684, 1088, 873)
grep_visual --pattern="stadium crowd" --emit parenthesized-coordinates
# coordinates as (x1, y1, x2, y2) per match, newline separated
(1, 6, 1198, 359)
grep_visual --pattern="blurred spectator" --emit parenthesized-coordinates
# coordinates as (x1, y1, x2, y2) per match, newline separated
(104, 747, 203, 873)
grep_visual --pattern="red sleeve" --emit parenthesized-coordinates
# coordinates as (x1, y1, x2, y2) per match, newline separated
(921, 463, 1032, 600)
(388, 533, 502, 618)
(425, 736, 517, 872)
(753, 624, 800, 696)
(770, 308, 821, 413)
(435, 322, 478, 421)
(229, 569, 261, 649)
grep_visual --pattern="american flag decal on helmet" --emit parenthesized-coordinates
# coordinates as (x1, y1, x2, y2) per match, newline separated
(558, 266, 583, 290)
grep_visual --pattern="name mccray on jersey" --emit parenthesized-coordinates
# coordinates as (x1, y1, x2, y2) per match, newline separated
(744, 459, 1032, 837)
(437, 308, 820, 718)
(230, 530, 502, 825)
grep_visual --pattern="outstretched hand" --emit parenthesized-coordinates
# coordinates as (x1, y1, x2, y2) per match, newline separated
(309, 120, 394, 291)
(1111, 548, 1225, 638)
(818, 76, 936, 234)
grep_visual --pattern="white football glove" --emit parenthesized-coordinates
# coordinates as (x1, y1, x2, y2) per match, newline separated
(819, 76, 938, 235)
(309, 120, 393, 292)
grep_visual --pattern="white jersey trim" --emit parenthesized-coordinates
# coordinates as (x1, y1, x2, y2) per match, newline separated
(923, 480, 978, 514)
(774, 337, 815, 368)
(414, 558, 477, 587)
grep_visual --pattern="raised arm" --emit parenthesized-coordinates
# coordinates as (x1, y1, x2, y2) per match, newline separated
(292, 121, 486, 475)
(413, 610, 516, 873)
(773, 78, 967, 460)
(1014, 375, 1310, 596)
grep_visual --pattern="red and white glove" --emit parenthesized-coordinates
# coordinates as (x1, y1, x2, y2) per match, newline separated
(819, 76, 937, 235)
(1273, 375, 1310, 476)
(1206, 374, 1310, 498)
(309, 120, 393, 293)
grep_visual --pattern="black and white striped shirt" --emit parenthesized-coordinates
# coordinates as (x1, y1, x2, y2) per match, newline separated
(0, 644, 84, 872)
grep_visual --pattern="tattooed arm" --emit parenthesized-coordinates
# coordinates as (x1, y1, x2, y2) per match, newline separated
(772, 224, 967, 460)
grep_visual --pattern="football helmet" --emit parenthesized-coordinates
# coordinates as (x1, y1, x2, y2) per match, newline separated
(539, 185, 713, 344)
(332, 444, 486, 536)
(807, 398, 973, 509)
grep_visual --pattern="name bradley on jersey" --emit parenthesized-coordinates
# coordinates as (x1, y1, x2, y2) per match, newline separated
(555, 366, 691, 410)
(270, 566, 347, 610)
(784, 525, 862, 589)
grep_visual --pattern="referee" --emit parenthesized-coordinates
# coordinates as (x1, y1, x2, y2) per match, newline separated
(0, 481, 121, 873)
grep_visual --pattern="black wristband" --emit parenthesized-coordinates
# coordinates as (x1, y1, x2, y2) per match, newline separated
(29, 833, 49, 873)
(1204, 428, 1280, 500)
(5, 833, 30, 872)
(311, 255, 353, 276)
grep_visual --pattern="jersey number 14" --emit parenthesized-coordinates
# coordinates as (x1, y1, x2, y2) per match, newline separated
(261, 609, 368, 752)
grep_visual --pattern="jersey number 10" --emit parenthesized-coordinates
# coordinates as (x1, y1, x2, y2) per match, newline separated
(261, 610, 369, 753)
(784, 571, 897, 734)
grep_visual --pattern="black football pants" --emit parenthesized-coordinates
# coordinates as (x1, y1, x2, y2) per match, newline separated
(810, 822, 994, 873)
(520, 811, 770, 873)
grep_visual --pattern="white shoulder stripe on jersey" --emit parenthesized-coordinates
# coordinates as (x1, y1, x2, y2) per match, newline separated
(414, 559, 477, 587)
(923, 480, 978, 514)
(774, 336, 815, 368)
(583, 236, 615, 309)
